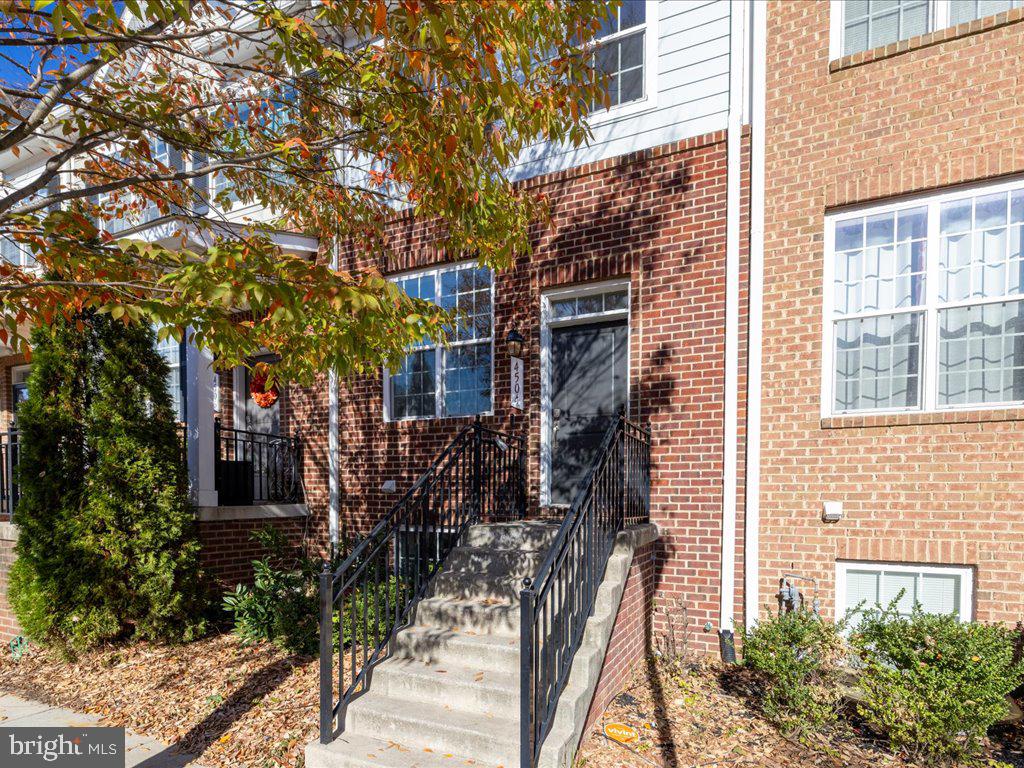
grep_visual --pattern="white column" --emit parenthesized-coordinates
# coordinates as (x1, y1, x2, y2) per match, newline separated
(185, 330, 218, 508)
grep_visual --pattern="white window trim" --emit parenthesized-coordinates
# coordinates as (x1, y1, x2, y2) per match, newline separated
(835, 560, 974, 622)
(382, 261, 495, 423)
(586, 0, 659, 126)
(539, 279, 631, 506)
(828, 0, 990, 61)
(821, 174, 1024, 418)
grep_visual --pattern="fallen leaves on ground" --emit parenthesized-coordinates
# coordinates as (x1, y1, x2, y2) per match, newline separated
(0, 632, 322, 768)
(575, 657, 1024, 768)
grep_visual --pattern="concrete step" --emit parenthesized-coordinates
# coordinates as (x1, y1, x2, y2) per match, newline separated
(346, 694, 519, 766)
(391, 626, 520, 674)
(463, 521, 561, 550)
(373, 658, 519, 717)
(305, 731, 499, 768)
(428, 571, 525, 602)
(410, 596, 520, 636)
(443, 546, 545, 577)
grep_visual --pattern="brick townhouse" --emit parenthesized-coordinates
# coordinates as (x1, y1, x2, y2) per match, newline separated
(0, 1, 765, 739)
(5, 1, 1021, 763)
(754, 0, 1024, 633)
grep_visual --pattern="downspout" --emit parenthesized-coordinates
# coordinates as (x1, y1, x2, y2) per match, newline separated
(719, 0, 746, 661)
(744, 0, 767, 633)
(328, 238, 340, 556)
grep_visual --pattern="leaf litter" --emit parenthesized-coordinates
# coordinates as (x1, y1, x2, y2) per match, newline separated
(574, 658, 1024, 768)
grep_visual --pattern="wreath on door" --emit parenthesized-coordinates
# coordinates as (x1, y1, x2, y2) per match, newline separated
(249, 367, 279, 409)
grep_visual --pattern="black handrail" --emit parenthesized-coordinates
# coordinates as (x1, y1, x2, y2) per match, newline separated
(318, 419, 527, 743)
(0, 430, 19, 521)
(214, 419, 302, 505)
(519, 416, 650, 768)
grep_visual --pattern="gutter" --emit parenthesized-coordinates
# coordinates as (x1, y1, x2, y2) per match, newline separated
(744, 0, 767, 633)
(719, 0, 746, 658)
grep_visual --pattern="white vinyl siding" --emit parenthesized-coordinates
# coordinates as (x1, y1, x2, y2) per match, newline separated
(514, 1, 731, 179)
(823, 177, 1024, 415)
(837, 561, 973, 627)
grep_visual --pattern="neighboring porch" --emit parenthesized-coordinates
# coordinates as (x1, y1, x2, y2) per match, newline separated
(0, 420, 303, 524)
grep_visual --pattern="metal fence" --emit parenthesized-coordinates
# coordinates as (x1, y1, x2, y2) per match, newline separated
(519, 416, 650, 768)
(318, 419, 526, 743)
(214, 420, 302, 505)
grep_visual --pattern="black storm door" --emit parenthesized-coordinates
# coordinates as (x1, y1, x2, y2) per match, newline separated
(549, 319, 627, 505)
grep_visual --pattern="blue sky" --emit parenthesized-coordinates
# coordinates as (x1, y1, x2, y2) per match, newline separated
(0, 3, 115, 89)
(0, 31, 37, 89)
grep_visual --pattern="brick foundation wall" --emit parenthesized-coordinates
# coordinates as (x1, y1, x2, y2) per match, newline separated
(583, 539, 658, 735)
(0, 525, 17, 643)
(759, 3, 1024, 623)
(198, 516, 310, 589)
(322, 129, 749, 654)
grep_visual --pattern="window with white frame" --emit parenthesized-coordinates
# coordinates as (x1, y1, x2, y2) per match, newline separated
(825, 180, 1024, 414)
(836, 0, 1022, 57)
(950, 0, 1024, 24)
(837, 562, 973, 627)
(155, 330, 185, 421)
(2, 176, 60, 267)
(386, 264, 493, 421)
(590, 1, 649, 111)
(11, 365, 30, 422)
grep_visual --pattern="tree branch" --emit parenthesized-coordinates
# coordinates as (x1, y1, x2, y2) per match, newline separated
(0, 14, 176, 154)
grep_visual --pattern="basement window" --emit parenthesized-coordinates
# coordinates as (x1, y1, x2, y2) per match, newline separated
(837, 561, 973, 627)
(396, 526, 459, 581)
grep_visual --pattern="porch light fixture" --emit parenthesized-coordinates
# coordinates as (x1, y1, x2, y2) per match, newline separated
(506, 328, 525, 359)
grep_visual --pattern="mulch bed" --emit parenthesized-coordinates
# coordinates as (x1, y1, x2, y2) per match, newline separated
(4, 637, 1023, 768)
(575, 657, 1024, 768)
(0, 632, 320, 768)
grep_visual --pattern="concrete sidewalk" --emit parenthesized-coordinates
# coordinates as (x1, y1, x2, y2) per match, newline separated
(0, 693, 209, 767)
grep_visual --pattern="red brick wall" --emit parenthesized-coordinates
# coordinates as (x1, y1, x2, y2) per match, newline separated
(324, 129, 748, 652)
(198, 517, 309, 589)
(0, 528, 18, 643)
(583, 539, 657, 734)
(758, 3, 1024, 623)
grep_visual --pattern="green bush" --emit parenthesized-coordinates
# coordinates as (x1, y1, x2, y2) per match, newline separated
(10, 313, 205, 654)
(224, 527, 400, 656)
(223, 526, 320, 655)
(338, 574, 399, 651)
(851, 602, 1024, 764)
(742, 607, 847, 733)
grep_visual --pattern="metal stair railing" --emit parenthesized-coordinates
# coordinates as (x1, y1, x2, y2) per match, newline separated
(519, 416, 650, 768)
(318, 419, 526, 743)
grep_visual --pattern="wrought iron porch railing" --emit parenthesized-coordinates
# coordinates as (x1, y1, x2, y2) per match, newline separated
(0, 430, 19, 520)
(520, 416, 650, 768)
(318, 419, 526, 743)
(214, 420, 302, 505)
(0, 425, 187, 522)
